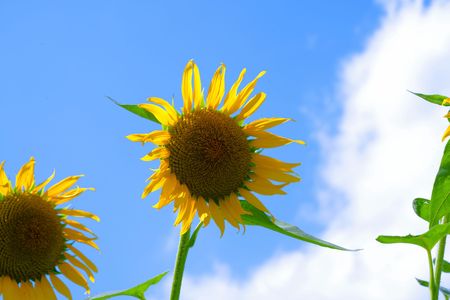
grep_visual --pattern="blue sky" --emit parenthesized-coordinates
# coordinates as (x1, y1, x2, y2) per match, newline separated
(0, 1, 401, 299)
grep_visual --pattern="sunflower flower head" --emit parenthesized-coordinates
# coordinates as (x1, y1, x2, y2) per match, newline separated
(128, 60, 304, 235)
(0, 158, 99, 300)
(442, 98, 450, 141)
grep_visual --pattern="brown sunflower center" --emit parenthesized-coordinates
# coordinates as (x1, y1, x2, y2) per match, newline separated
(0, 193, 65, 282)
(167, 109, 252, 201)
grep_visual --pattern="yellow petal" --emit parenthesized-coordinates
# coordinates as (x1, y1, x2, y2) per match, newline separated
(64, 254, 95, 283)
(228, 70, 266, 115)
(250, 131, 305, 148)
(59, 209, 100, 222)
(126, 130, 171, 145)
(252, 153, 301, 172)
(247, 175, 288, 195)
(33, 170, 55, 193)
(192, 62, 203, 110)
(59, 262, 89, 292)
(442, 98, 450, 105)
(2, 276, 21, 300)
(221, 68, 246, 113)
(66, 219, 94, 235)
(443, 125, 450, 142)
(18, 282, 33, 299)
(147, 97, 179, 123)
(181, 200, 197, 235)
(67, 244, 98, 273)
(254, 165, 300, 183)
(64, 228, 95, 243)
(174, 198, 192, 226)
(235, 92, 266, 121)
(206, 64, 226, 110)
(243, 118, 291, 134)
(50, 273, 72, 300)
(38, 276, 57, 300)
(196, 197, 211, 226)
(15, 157, 35, 191)
(0, 161, 11, 195)
(182, 60, 194, 113)
(141, 147, 170, 161)
(208, 200, 225, 236)
(139, 103, 173, 126)
(239, 188, 269, 213)
(47, 175, 83, 198)
(153, 174, 178, 209)
(52, 187, 94, 205)
(142, 175, 167, 198)
(220, 201, 240, 230)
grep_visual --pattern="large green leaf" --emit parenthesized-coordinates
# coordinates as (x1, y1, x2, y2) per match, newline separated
(377, 223, 450, 251)
(240, 200, 357, 251)
(411, 91, 449, 106)
(430, 140, 450, 226)
(413, 198, 431, 222)
(89, 271, 168, 300)
(441, 259, 450, 273)
(108, 97, 160, 124)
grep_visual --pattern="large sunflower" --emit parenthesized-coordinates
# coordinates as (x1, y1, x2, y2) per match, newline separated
(128, 60, 304, 235)
(0, 158, 99, 299)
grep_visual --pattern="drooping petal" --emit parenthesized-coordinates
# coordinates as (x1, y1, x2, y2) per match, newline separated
(208, 200, 225, 236)
(38, 276, 57, 300)
(196, 197, 211, 226)
(153, 174, 178, 209)
(206, 64, 226, 110)
(58, 209, 100, 222)
(15, 157, 35, 191)
(239, 188, 269, 213)
(138, 104, 173, 126)
(220, 200, 240, 230)
(235, 92, 266, 121)
(147, 97, 179, 123)
(252, 153, 301, 172)
(59, 262, 90, 292)
(126, 130, 171, 145)
(64, 254, 95, 283)
(182, 60, 194, 113)
(247, 175, 288, 195)
(141, 147, 170, 161)
(2, 276, 21, 300)
(442, 125, 450, 142)
(181, 200, 197, 235)
(142, 174, 167, 198)
(243, 117, 291, 134)
(221, 68, 246, 114)
(250, 131, 305, 148)
(47, 175, 83, 198)
(66, 219, 95, 235)
(49, 274, 72, 300)
(67, 244, 98, 273)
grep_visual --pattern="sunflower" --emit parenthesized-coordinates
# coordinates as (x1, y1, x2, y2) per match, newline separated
(128, 60, 304, 235)
(443, 98, 450, 141)
(0, 158, 99, 299)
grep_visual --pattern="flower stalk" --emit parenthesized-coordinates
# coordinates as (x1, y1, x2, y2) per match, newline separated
(170, 227, 192, 300)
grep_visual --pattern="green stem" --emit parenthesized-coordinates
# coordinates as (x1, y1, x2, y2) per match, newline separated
(170, 227, 191, 300)
(428, 249, 437, 300)
(434, 215, 449, 298)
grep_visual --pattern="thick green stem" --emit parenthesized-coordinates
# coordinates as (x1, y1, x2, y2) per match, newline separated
(428, 249, 438, 300)
(170, 227, 191, 300)
(434, 215, 449, 298)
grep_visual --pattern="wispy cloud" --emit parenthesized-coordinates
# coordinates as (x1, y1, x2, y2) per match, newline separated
(172, 1, 450, 299)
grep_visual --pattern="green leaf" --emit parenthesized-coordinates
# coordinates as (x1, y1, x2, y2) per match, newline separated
(413, 198, 431, 222)
(410, 91, 449, 106)
(240, 200, 357, 251)
(89, 271, 168, 300)
(441, 259, 450, 273)
(416, 278, 450, 298)
(376, 223, 450, 251)
(430, 140, 450, 226)
(188, 221, 203, 248)
(108, 96, 160, 124)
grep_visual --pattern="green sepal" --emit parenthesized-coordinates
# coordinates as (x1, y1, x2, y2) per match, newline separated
(416, 278, 450, 299)
(89, 271, 168, 300)
(413, 198, 431, 222)
(240, 200, 357, 251)
(188, 221, 203, 248)
(108, 97, 161, 124)
(376, 223, 450, 251)
(410, 91, 449, 106)
(429, 140, 450, 227)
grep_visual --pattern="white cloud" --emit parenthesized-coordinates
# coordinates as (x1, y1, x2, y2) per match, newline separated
(176, 1, 450, 299)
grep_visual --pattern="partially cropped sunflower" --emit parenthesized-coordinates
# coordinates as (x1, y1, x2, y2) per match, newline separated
(0, 158, 99, 300)
(128, 60, 304, 235)
(443, 98, 450, 141)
